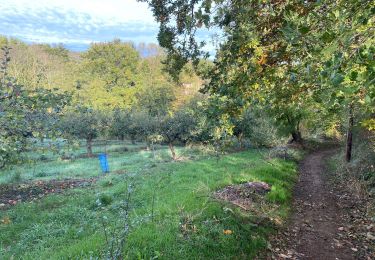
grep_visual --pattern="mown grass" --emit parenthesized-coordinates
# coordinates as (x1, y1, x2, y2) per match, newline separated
(0, 146, 298, 259)
(0, 141, 194, 184)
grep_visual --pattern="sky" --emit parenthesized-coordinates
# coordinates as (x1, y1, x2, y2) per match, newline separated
(0, 0, 159, 51)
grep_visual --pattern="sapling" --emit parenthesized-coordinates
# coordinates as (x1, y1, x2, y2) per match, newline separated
(97, 182, 134, 259)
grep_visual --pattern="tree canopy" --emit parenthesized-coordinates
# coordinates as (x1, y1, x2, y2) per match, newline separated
(141, 0, 374, 147)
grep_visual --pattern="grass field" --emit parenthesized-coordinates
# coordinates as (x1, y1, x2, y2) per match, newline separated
(0, 141, 298, 259)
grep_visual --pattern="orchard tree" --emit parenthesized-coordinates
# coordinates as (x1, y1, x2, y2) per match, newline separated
(0, 46, 70, 168)
(159, 109, 197, 160)
(110, 108, 130, 141)
(126, 111, 145, 144)
(60, 107, 98, 157)
(135, 111, 160, 144)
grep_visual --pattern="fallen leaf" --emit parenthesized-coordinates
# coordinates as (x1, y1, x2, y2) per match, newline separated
(223, 229, 233, 235)
(1, 216, 11, 225)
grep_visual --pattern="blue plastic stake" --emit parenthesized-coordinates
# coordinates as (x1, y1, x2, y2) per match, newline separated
(98, 153, 110, 174)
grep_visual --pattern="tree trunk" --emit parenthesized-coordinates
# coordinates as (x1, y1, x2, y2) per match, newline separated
(151, 141, 156, 161)
(131, 138, 136, 145)
(346, 104, 354, 162)
(168, 142, 176, 160)
(290, 130, 302, 143)
(286, 117, 302, 144)
(237, 133, 244, 150)
(87, 138, 93, 157)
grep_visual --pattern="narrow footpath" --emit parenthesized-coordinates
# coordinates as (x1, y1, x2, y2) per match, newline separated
(269, 149, 374, 259)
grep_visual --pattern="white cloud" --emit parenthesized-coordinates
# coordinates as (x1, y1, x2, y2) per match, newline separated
(0, 0, 155, 24)
(0, 0, 159, 50)
(0, 0, 218, 55)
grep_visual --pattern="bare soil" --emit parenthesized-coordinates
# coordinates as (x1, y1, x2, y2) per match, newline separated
(214, 181, 271, 211)
(0, 178, 96, 210)
(267, 149, 375, 260)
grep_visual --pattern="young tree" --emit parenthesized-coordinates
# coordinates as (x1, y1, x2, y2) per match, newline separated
(60, 107, 99, 157)
(110, 108, 130, 141)
(159, 109, 197, 160)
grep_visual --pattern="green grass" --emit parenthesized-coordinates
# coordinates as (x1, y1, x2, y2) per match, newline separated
(0, 141, 194, 184)
(0, 145, 298, 259)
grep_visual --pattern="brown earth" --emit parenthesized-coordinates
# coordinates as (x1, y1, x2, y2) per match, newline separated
(267, 149, 375, 260)
(214, 181, 272, 211)
(0, 178, 96, 210)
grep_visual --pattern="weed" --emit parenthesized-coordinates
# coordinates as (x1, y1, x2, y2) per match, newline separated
(97, 193, 114, 206)
(98, 183, 134, 259)
(10, 171, 22, 183)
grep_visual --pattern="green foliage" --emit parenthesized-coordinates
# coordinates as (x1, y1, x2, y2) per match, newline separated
(59, 107, 99, 156)
(158, 108, 198, 159)
(97, 193, 114, 206)
(76, 40, 142, 109)
(109, 109, 130, 140)
(307, 0, 375, 130)
(233, 107, 280, 148)
(60, 108, 98, 141)
(42, 44, 70, 61)
(82, 40, 140, 90)
(159, 110, 197, 143)
(135, 84, 175, 117)
(0, 46, 70, 168)
(142, 0, 374, 144)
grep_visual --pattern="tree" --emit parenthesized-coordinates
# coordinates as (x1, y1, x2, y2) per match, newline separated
(159, 109, 197, 160)
(110, 108, 130, 141)
(140, 0, 320, 143)
(311, 1, 374, 161)
(82, 40, 140, 90)
(60, 107, 98, 157)
(0, 46, 70, 168)
(141, 0, 374, 152)
(135, 85, 175, 117)
(79, 40, 142, 109)
(110, 109, 159, 145)
(232, 108, 256, 149)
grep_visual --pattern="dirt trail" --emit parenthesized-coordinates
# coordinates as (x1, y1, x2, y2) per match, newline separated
(273, 149, 359, 260)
